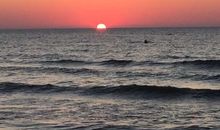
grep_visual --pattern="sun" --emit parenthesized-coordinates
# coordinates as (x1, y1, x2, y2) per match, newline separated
(97, 24, 107, 30)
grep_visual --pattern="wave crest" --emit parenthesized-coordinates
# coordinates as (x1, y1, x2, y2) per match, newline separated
(0, 82, 219, 99)
(173, 59, 220, 68)
(42, 59, 92, 65)
(100, 59, 134, 66)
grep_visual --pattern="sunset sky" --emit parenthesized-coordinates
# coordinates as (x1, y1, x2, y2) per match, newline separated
(0, 0, 220, 29)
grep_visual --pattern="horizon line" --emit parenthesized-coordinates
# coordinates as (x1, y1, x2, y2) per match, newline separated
(0, 26, 220, 30)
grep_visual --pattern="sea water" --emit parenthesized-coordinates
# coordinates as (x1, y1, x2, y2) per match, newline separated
(0, 28, 220, 130)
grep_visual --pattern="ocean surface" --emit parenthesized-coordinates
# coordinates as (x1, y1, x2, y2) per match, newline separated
(0, 28, 220, 130)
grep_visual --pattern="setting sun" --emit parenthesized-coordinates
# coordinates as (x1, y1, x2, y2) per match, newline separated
(97, 24, 107, 30)
(0, 0, 220, 129)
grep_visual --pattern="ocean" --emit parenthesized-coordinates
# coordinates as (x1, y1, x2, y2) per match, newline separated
(0, 28, 219, 130)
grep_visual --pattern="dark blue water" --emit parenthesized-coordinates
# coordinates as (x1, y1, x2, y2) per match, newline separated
(0, 28, 220, 130)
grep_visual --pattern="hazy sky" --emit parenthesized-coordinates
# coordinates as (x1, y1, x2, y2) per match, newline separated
(0, 0, 220, 29)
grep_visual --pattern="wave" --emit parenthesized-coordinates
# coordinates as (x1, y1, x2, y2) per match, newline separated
(179, 74, 220, 81)
(42, 59, 93, 65)
(1, 66, 100, 75)
(0, 82, 78, 93)
(164, 55, 192, 59)
(40, 59, 220, 68)
(141, 59, 220, 69)
(173, 59, 220, 68)
(0, 82, 219, 99)
(100, 59, 135, 66)
(43, 59, 138, 67)
(203, 74, 220, 81)
(85, 84, 220, 99)
(168, 125, 218, 130)
(44, 59, 144, 67)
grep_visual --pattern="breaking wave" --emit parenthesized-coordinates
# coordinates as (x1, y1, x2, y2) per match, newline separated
(0, 82, 219, 99)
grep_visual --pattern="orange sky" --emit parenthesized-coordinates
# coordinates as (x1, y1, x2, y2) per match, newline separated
(0, 0, 220, 28)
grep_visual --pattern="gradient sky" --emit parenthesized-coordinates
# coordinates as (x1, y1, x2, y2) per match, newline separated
(0, 0, 220, 29)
